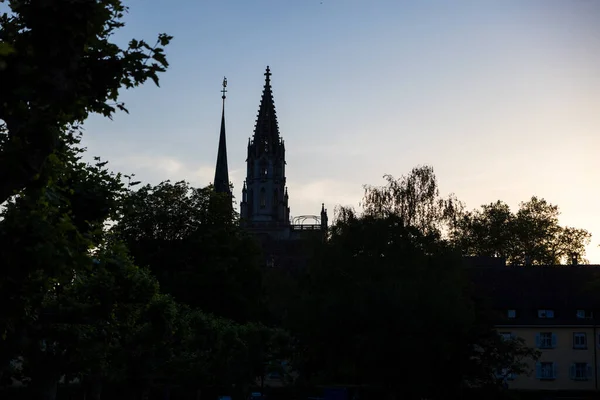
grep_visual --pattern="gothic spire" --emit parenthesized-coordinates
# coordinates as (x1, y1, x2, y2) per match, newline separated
(240, 67, 289, 226)
(214, 77, 230, 195)
(253, 66, 280, 147)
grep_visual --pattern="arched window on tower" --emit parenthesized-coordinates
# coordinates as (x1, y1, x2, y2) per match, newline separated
(260, 188, 266, 208)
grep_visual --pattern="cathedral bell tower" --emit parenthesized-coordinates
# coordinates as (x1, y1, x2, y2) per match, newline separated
(240, 67, 291, 233)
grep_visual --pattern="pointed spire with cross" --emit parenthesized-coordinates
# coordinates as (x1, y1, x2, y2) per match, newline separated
(240, 67, 290, 228)
(213, 76, 231, 196)
(253, 66, 279, 149)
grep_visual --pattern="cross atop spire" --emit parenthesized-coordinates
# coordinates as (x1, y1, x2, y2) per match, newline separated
(265, 66, 271, 81)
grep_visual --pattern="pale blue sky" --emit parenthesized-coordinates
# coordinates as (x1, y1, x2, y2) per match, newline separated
(82, 0, 600, 262)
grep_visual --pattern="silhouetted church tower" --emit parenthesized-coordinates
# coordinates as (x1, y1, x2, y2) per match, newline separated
(213, 77, 231, 197)
(210, 67, 328, 253)
(240, 66, 292, 239)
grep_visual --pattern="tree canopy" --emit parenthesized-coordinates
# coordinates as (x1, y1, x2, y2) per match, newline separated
(0, 0, 171, 205)
(113, 180, 264, 323)
(0, 134, 287, 400)
(454, 197, 592, 265)
(361, 165, 464, 236)
(361, 165, 592, 265)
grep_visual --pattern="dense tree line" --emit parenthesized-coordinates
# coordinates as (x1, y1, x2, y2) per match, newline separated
(0, 133, 288, 400)
(0, 2, 283, 399)
(362, 166, 592, 265)
(1, 1, 594, 399)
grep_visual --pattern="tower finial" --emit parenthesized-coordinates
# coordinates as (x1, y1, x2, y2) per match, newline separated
(265, 66, 271, 81)
(221, 76, 227, 100)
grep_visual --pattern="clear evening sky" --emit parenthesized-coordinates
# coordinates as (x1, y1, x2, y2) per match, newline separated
(81, 0, 600, 263)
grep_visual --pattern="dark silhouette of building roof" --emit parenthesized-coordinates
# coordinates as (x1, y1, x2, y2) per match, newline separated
(468, 261, 600, 326)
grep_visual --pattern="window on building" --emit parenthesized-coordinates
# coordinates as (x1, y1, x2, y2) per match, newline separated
(537, 362, 556, 380)
(571, 363, 592, 381)
(507, 309, 516, 319)
(499, 332, 513, 341)
(573, 332, 587, 349)
(538, 309, 555, 318)
(536, 332, 556, 349)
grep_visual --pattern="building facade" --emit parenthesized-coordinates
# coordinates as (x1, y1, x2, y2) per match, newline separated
(470, 260, 600, 396)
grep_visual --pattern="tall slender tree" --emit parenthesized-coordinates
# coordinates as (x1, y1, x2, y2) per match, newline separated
(361, 165, 464, 236)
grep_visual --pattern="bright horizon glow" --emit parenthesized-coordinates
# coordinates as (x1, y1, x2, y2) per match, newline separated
(81, 0, 600, 263)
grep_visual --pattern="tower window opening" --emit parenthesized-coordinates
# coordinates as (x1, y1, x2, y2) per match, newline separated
(263, 167, 268, 177)
(260, 188, 266, 208)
